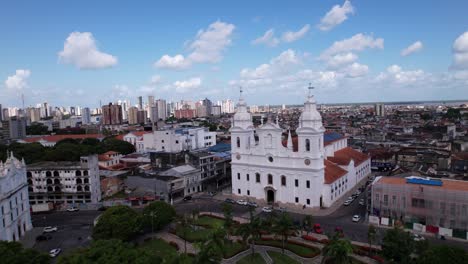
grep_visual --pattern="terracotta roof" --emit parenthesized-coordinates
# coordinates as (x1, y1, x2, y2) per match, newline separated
(327, 147, 369, 167)
(98, 155, 113, 161)
(103, 151, 119, 155)
(377, 177, 468, 192)
(324, 160, 348, 184)
(22, 134, 103, 143)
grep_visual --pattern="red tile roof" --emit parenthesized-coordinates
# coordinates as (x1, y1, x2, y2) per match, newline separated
(328, 147, 369, 167)
(22, 134, 103, 143)
(324, 160, 348, 184)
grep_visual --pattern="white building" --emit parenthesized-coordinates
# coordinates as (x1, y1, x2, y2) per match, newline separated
(230, 91, 371, 208)
(142, 127, 216, 153)
(27, 155, 101, 206)
(222, 99, 235, 114)
(0, 152, 33, 241)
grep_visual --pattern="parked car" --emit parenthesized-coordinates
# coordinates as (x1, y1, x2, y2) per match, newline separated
(352, 215, 361, 222)
(182, 196, 192, 201)
(66, 207, 79, 212)
(43, 226, 58, 233)
(208, 191, 217, 197)
(412, 233, 425, 242)
(247, 201, 258, 208)
(359, 199, 365, 206)
(343, 200, 352, 206)
(36, 234, 52, 241)
(274, 207, 287, 213)
(262, 207, 273, 213)
(313, 223, 323, 234)
(224, 198, 236, 204)
(49, 248, 62, 258)
(237, 200, 248, 206)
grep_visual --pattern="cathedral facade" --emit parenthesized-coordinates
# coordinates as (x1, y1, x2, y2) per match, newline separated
(230, 91, 371, 208)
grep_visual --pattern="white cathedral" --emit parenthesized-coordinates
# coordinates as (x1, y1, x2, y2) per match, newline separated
(230, 89, 371, 208)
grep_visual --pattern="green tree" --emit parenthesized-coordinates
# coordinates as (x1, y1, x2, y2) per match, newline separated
(141, 201, 176, 233)
(222, 203, 234, 239)
(367, 224, 377, 256)
(321, 234, 354, 264)
(7, 142, 46, 164)
(194, 228, 226, 264)
(382, 227, 414, 264)
(237, 215, 264, 259)
(273, 212, 296, 254)
(57, 239, 159, 264)
(303, 215, 313, 235)
(176, 215, 193, 254)
(26, 123, 49, 135)
(416, 245, 468, 264)
(92, 205, 142, 241)
(0, 241, 50, 264)
(101, 138, 135, 154)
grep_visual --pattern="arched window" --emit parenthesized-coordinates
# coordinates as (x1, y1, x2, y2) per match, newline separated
(46, 171, 52, 177)
(268, 174, 273, 185)
(255, 173, 261, 183)
(77, 186, 83, 192)
(47, 186, 53, 192)
(46, 179, 52, 184)
(27, 172, 32, 178)
(75, 170, 82, 176)
(53, 171, 59, 177)
(305, 139, 310, 152)
(55, 186, 61, 192)
(76, 179, 82, 184)
(54, 179, 60, 184)
(84, 186, 90, 191)
(236, 137, 240, 148)
(83, 171, 89, 176)
(281, 176, 286, 186)
(84, 178, 89, 184)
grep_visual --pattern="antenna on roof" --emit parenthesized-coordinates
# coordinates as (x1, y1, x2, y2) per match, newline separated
(239, 86, 243, 99)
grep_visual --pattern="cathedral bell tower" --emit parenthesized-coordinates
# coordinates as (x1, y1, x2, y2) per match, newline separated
(230, 87, 255, 155)
(296, 84, 325, 164)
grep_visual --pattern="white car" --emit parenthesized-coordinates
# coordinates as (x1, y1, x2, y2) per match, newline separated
(67, 207, 79, 212)
(343, 200, 352, 206)
(237, 200, 248, 206)
(352, 215, 361, 222)
(49, 248, 61, 257)
(43, 226, 58, 233)
(412, 233, 425, 242)
(262, 207, 273, 213)
(359, 199, 365, 206)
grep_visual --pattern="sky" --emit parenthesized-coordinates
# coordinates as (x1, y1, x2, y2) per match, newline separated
(1, 0, 468, 108)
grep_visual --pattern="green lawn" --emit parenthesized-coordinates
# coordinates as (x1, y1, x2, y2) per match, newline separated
(255, 240, 320, 258)
(223, 241, 249, 258)
(194, 215, 226, 229)
(267, 251, 300, 264)
(141, 238, 178, 259)
(176, 226, 214, 242)
(236, 253, 266, 264)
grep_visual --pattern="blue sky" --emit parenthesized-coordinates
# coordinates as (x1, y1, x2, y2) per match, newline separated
(1, 0, 468, 108)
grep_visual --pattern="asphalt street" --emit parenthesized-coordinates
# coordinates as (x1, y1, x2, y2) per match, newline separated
(25, 194, 468, 257)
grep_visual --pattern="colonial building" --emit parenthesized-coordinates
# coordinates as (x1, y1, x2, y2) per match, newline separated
(27, 155, 101, 207)
(0, 152, 32, 241)
(230, 89, 371, 208)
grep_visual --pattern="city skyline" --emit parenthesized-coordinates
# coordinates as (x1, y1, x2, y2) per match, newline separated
(1, 0, 468, 108)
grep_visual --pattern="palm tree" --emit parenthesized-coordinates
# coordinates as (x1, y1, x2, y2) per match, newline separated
(303, 215, 313, 235)
(367, 224, 377, 256)
(236, 214, 263, 259)
(194, 227, 226, 264)
(222, 203, 234, 240)
(273, 212, 296, 254)
(176, 215, 192, 254)
(321, 234, 354, 264)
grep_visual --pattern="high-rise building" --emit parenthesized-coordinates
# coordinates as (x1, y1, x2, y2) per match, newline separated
(149, 106, 158, 123)
(82, 107, 91, 125)
(137, 110, 147, 124)
(40, 102, 49, 118)
(0, 103, 3, 122)
(374, 103, 385, 117)
(102, 103, 123, 125)
(127, 106, 139, 125)
(156, 99, 167, 120)
(1, 117, 27, 140)
(28, 107, 41, 123)
(202, 98, 213, 116)
(2, 108, 9, 121)
(138, 96, 143, 110)
(221, 99, 235, 114)
(212, 105, 221, 116)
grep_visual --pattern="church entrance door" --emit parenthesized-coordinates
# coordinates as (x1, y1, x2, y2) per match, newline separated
(267, 190, 275, 204)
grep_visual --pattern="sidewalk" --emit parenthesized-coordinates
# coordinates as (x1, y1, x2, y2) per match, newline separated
(216, 175, 370, 217)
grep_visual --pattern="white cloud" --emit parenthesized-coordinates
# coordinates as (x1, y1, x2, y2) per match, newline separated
(240, 49, 300, 79)
(344, 62, 369, 77)
(5, 69, 31, 91)
(318, 0, 355, 31)
(188, 21, 235, 63)
(58, 32, 117, 69)
(451, 31, 468, 70)
(252, 28, 279, 47)
(154, 54, 191, 70)
(155, 21, 235, 70)
(321, 33, 384, 59)
(111, 85, 133, 99)
(281, 24, 310, 43)
(150, 75, 162, 85)
(376, 65, 425, 84)
(173, 77, 202, 93)
(325, 52, 358, 68)
(401, 41, 423, 56)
